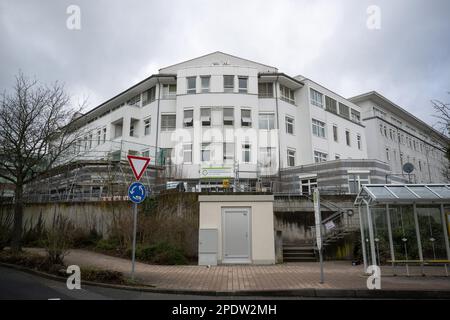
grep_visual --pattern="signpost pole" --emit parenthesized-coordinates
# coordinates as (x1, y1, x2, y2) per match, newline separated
(131, 202, 138, 281)
(313, 188, 324, 284)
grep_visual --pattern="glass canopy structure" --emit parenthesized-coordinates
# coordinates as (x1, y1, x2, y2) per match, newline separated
(355, 184, 450, 275)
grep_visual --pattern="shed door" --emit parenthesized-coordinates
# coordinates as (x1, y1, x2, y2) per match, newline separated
(222, 208, 251, 263)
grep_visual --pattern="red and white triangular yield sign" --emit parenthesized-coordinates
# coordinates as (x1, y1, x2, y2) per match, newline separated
(127, 155, 151, 181)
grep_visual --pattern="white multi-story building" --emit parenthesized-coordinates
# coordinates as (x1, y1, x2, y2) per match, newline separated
(65, 52, 447, 194)
(68, 52, 368, 191)
(349, 91, 448, 183)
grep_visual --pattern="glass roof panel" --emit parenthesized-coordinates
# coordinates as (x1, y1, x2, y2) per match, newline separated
(428, 186, 450, 198)
(407, 186, 439, 199)
(387, 186, 418, 199)
(366, 186, 395, 199)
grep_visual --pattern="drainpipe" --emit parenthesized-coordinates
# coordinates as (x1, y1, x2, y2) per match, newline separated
(274, 75, 282, 191)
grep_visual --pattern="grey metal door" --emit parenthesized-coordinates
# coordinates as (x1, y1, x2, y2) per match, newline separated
(222, 208, 251, 263)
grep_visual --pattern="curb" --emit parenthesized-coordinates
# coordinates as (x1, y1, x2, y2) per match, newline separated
(1, 262, 450, 299)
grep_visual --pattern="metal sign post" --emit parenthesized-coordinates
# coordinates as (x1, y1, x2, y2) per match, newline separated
(127, 155, 151, 281)
(313, 188, 324, 284)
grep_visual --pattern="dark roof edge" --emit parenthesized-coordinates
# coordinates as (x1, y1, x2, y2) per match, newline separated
(259, 72, 304, 86)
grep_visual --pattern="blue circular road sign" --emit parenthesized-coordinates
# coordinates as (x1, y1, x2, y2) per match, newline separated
(128, 182, 147, 204)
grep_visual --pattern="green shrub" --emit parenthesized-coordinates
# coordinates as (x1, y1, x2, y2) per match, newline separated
(96, 238, 120, 251)
(81, 267, 125, 284)
(134, 242, 188, 265)
(71, 228, 102, 248)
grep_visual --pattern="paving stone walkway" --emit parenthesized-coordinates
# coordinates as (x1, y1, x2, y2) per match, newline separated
(26, 248, 450, 292)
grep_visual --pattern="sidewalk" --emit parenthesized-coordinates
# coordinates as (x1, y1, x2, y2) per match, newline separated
(26, 248, 450, 293)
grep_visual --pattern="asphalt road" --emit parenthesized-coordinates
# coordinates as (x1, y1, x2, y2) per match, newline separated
(0, 266, 296, 300)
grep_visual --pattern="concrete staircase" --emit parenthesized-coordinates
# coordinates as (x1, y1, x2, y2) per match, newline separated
(282, 243, 317, 262)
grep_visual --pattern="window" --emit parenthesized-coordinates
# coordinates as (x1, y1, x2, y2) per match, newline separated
(201, 143, 210, 162)
(186, 77, 196, 94)
(183, 144, 192, 163)
(314, 151, 327, 163)
(97, 130, 101, 146)
(325, 96, 337, 113)
(161, 114, 176, 131)
(200, 76, 210, 93)
(258, 147, 275, 167)
(312, 119, 326, 138)
(333, 125, 338, 142)
(258, 82, 274, 98)
(259, 113, 275, 130)
(224, 75, 234, 92)
(113, 121, 123, 138)
(351, 109, 361, 123)
(223, 108, 234, 126)
(300, 177, 317, 195)
(380, 124, 383, 135)
(385, 148, 390, 161)
(142, 87, 156, 105)
(348, 173, 370, 194)
(310, 88, 323, 108)
(287, 149, 296, 167)
(241, 109, 252, 127)
(129, 123, 135, 137)
(339, 103, 350, 118)
(200, 108, 211, 127)
(238, 76, 248, 93)
(419, 160, 422, 171)
(285, 116, 294, 134)
(162, 84, 176, 99)
(389, 129, 393, 140)
(400, 152, 404, 164)
(144, 118, 151, 135)
(183, 109, 193, 128)
(280, 85, 295, 104)
(223, 143, 235, 162)
(357, 134, 362, 150)
(127, 94, 141, 107)
(88, 133, 93, 149)
(242, 143, 251, 163)
(102, 127, 107, 143)
(384, 126, 387, 137)
(345, 130, 351, 146)
(159, 148, 173, 165)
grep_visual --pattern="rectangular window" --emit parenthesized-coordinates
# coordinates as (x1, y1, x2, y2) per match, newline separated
(200, 76, 210, 93)
(280, 85, 295, 104)
(183, 144, 192, 163)
(200, 108, 211, 127)
(242, 143, 251, 163)
(310, 88, 323, 108)
(285, 116, 294, 134)
(142, 87, 156, 105)
(351, 109, 361, 123)
(259, 113, 275, 130)
(333, 125, 338, 142)
(88, 133, 93, 149)
(183, 109, 194, 128)
(129, 123, 135, 137)
(386, 148, 390, 161)
(201, 143, 210, 162)
(223, 108, 234, 126)
(144, 118, 151, 135)
(97, 130, 101, 146)
(162, 84, 176, 99)
(357, 134, 362, 150)
(186, 76, 196, 94)
(241, 109, 252, 127)
(258, 82, 274, 98)
(287, 149, 296, 167)
(300, 177, 317, 195)
(223, 143, 235, 162)
(348, 173, 370, 194)
(258, 147, 275, 167)
(102, 127, 107, 143)
(339, 103, 350, 118)
(238, 76, 248, 93)
(127, 94, 141, 107)
(345, 130, 351, 146)
(161, 114, 176, 131)
(314, 151, 327, 163)
(312, 119, 326, 138)
(224, 75, 234, 92)
(325, 96, 337, 113)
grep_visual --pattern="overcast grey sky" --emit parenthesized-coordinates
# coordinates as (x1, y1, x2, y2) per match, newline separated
(1, 0, 449, 126)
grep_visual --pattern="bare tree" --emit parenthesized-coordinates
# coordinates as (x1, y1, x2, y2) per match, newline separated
(0, 72, 83, 252)
(431, 95, 450, 179)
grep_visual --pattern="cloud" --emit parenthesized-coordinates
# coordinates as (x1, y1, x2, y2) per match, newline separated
(0, 0, 449, 126)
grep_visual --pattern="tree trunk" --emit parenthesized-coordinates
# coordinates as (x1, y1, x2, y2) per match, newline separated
(11, 182, 23, 253)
